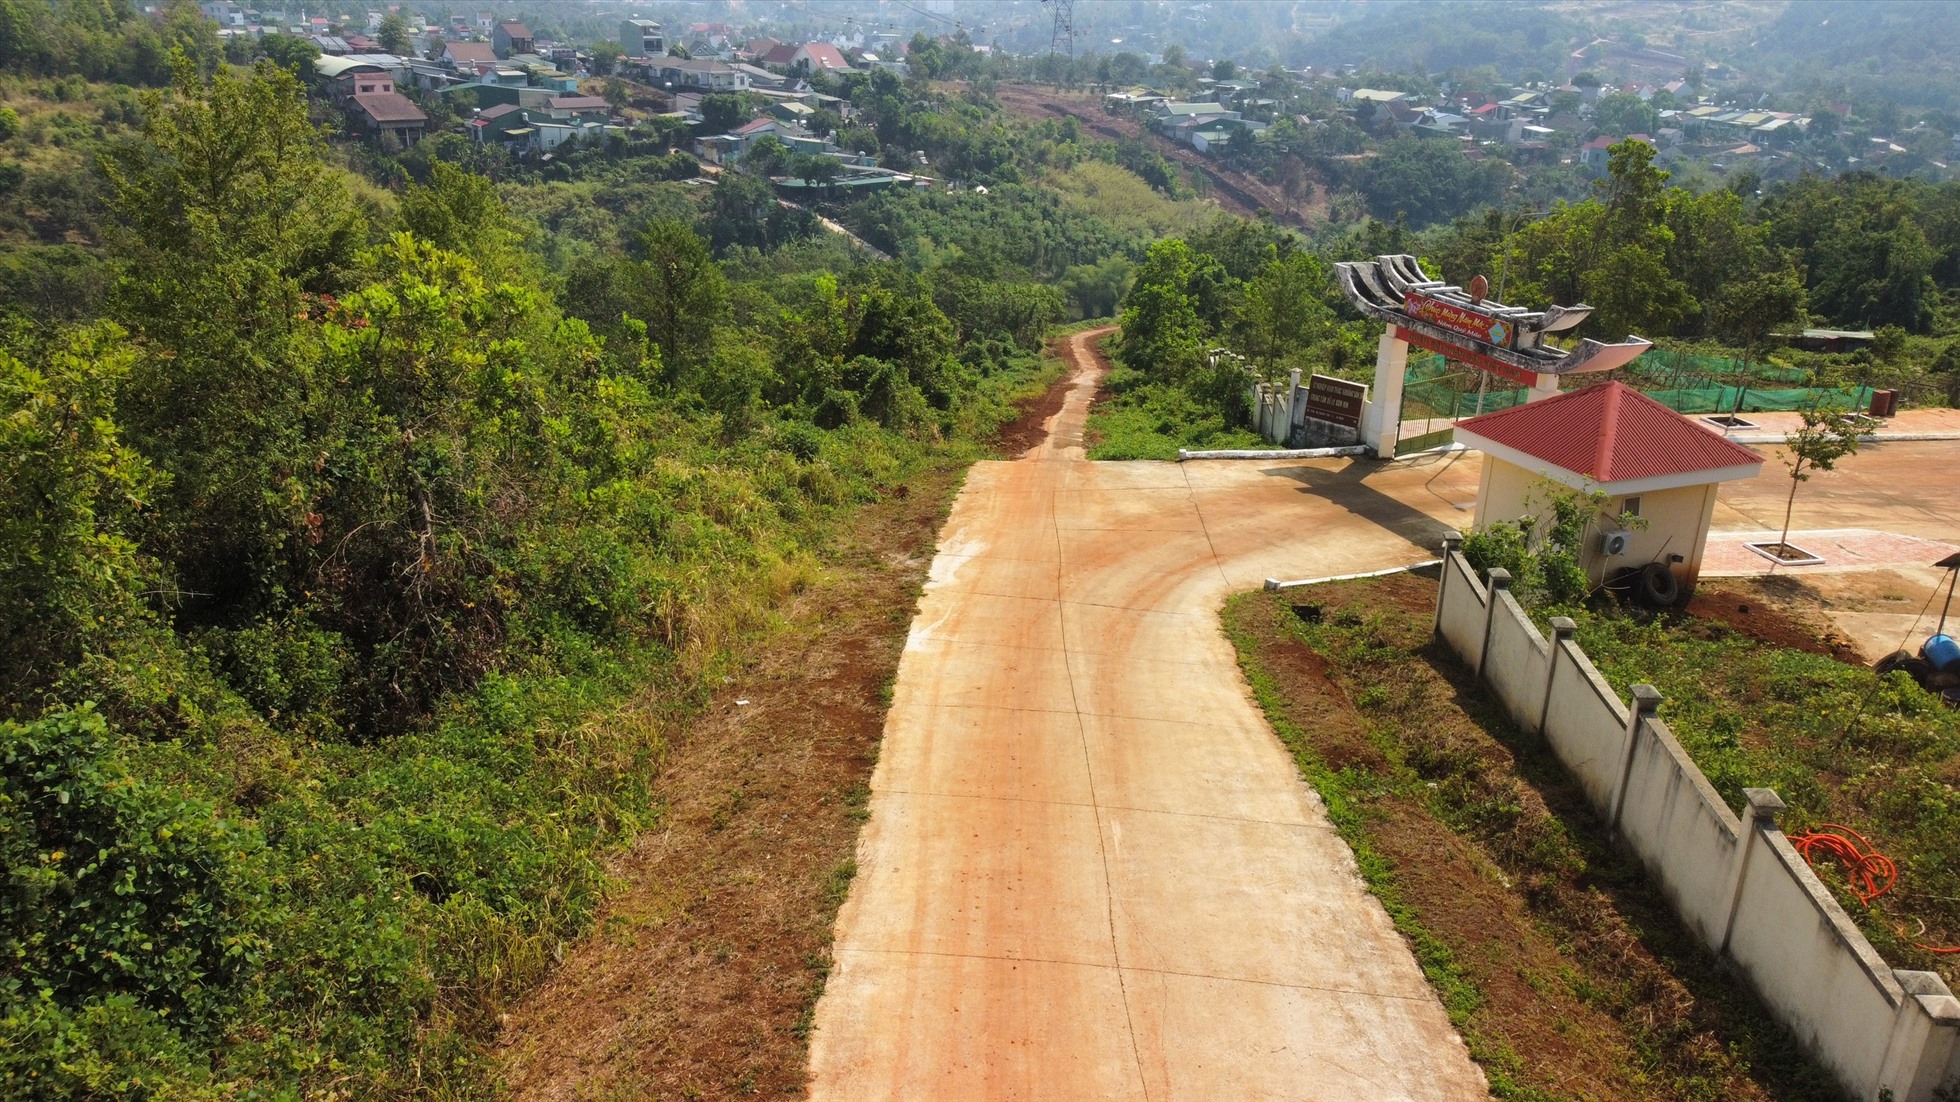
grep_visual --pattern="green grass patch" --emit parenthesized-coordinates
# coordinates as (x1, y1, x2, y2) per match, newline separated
(1223, 581, 1835, 1102)
(1086, 363, 1273, 460)
(1562, 604, 1960, 974)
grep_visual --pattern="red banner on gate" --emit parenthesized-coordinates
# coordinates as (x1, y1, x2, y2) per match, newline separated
(1394, 327, 1542, 387)
(1403, 291, 1516, 349)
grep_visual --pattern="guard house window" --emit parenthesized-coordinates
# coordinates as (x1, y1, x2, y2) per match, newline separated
(1620, 496, 1641, 518)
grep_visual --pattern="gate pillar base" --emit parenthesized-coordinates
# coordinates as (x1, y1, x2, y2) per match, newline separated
(1362, 329, 1409, 458)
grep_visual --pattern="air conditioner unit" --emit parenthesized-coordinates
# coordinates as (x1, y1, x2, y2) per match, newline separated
(1600, 529, 1632, 557)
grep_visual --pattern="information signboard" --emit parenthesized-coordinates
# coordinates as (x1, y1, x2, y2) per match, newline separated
(1303, 374, 1367, 427)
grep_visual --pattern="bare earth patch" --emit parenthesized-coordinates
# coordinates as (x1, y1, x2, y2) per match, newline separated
(1687, 579, 1868, 662)
(1227, 574, 1833, 1101)
(493, 463, 960, 1101)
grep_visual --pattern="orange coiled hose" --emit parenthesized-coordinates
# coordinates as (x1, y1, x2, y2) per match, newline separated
(1789, 823, 1896, 904)
(1788, 823, 1960, 954)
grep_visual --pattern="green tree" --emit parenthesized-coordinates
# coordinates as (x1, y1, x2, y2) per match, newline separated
(398, 160, 520, 270)
(1774, 404, 1862, 556)
(0, 106, 18, 142)
(590, 39, 624, 76)
(623, 219, 729, 379)
(0, 326, 158, 696)
(1355, 136, 1513, 226)
(257, 31, 319, 73)
(97, 55, 364, 622)
(741, 133, 789, 177)
(1232, 250, 1332, 380)
(1590, 91, 1659, 136)
(377, 11, 411, 56)
(1119, 239, 1210, 383)
(699, 92, 748, 133)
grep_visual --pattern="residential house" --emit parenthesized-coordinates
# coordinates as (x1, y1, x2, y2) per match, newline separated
(467, 102, 532, 144)
(314, 35, 352, 55)
(685, 22, 735, 51)
(1582, 133, 1654, 171)
(769, 101, 816, 125)
(200, 2, 246, 27)
(438, 40, 498, 74)
(733, 63, 791, 91)
(1150, 101, 1237, 132)
(1349, 88, 1416, 127)
(313, 54, 403, 105)
(790, 42, 851, 75)
(543, 95, 613, 124)
(534, 120, 606, 152)
(620, 19, 664, 58)
(347, 91, 428, 144)
(756, 42, 800, 68)
(651, 57, 750, 91)
(492, 21, 532, 58)
(740, 37, 783, 61)
(705, 116, 836, 164)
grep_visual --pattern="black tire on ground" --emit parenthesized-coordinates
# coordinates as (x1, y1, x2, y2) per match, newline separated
(1637, 563, 1681, 608)
(1927, 670, 1960, 691)
(1875, 650, 1916, 676)
(1896, 657, 1936, 684)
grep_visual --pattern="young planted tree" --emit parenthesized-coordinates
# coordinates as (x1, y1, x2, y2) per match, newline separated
(1774, 403, 1863, 557)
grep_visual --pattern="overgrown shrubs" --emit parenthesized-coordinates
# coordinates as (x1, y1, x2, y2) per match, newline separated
(0, 60, 1063, 1096)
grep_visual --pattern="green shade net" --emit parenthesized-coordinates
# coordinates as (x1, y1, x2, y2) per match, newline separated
(1401, 350, 1871, 419)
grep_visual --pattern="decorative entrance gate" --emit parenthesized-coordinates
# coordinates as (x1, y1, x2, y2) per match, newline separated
(1332, 255, 1655, 458)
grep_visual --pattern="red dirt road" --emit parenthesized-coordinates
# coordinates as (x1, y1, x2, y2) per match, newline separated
(806, 329, 1487, 1099)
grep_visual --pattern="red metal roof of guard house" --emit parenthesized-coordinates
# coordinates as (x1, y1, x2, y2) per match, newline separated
(1454, 381, 1764, 491)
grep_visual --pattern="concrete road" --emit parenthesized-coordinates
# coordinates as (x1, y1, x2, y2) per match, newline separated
(807, 332, 1489, 1100)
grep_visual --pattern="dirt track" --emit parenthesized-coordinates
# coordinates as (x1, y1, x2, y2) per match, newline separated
(806, 329, 1486, 1099)
(991, 85, 1321, 228)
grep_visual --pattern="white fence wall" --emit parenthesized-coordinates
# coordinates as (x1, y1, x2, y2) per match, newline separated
(1431, 537, 1960, 1101)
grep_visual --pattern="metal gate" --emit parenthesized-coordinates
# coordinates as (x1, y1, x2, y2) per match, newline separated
(1395, 355, 1526, 456)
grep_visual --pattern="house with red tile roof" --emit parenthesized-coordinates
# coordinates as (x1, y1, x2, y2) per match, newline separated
(791, 42, 850, 74)
(1454, 381, 1764, 592)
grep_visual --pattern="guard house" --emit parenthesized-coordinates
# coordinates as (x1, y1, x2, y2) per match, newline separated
(1454, 381, 1764, 593)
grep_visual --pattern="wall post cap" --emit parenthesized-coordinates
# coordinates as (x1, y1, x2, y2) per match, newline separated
(1630, 684, 1663, 712)
(1742, 788, 1785, 821)
(1894, 969, 1960, 1003)
(1549, 616, 1578, 637)
(1486, 567, 1512, 588)
(1440, 529, 1463, 548)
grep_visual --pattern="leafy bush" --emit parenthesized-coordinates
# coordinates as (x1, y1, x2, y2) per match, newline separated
(0, 708, 263, 1044)
(1460, 481, 1605, 607)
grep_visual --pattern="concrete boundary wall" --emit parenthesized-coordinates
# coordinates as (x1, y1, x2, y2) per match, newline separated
(1429, 537, 1960, 1101)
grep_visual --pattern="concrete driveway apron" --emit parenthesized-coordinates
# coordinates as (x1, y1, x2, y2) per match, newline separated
(807, 330, 1489, 1101)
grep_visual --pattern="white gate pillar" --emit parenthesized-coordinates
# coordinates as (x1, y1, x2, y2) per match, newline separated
(1529, 372, 1559, 402)
(1363, 328, 1408, 458)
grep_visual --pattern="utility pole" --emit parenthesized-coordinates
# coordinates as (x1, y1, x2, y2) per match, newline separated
(1045, 0, 1075, 58)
